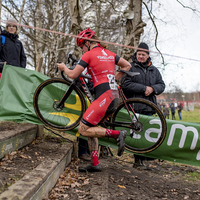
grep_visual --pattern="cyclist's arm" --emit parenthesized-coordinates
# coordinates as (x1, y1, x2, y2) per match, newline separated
(57, 62, 84, 79)
(115, 57, 131, 81)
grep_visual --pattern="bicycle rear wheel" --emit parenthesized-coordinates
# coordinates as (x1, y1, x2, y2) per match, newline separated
(33, 78, 86, 131)
(110, 98, 167, 153)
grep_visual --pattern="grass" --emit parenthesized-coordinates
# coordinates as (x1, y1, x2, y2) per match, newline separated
(182, 107, 200, 123)
(185, 171, 200, 181)
(168, 107, 200, 123)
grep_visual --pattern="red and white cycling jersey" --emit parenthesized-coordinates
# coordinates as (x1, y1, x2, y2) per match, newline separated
(78, 46, 119, 89)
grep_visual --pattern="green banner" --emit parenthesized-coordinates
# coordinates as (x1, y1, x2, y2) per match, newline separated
(0, 65, 200, 166)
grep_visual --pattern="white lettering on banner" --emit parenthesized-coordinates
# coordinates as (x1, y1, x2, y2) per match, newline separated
(196, 150, 200, 160)
(145, 119, 161, 142)
(167, 124, 198, 150)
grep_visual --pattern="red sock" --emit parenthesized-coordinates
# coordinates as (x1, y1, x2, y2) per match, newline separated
(91, 150, 99, 166)
(105, 129, 120, 139)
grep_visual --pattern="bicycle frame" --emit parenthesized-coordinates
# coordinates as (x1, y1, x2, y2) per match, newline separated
(60, 73, 141, 130)
(56, 71, 94, 109)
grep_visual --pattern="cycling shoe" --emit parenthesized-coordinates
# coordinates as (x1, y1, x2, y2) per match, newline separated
(79, 164, 102, 172)
(116, 130, 127, 156)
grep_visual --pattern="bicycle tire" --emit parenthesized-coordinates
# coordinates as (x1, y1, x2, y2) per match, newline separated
(33, 78, 86, 131)
(110, 98, 167, 153)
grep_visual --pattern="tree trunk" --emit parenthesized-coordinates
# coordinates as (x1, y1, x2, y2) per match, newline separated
(121, 0, 146, 61)
(47, 0, 60, 77)
(35, 0, 43, 73)
(68, 0, 84, 59)
(18, 0, 26, 33)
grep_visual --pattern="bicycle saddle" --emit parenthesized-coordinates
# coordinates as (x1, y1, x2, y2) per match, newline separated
(117, 69, 140, 77)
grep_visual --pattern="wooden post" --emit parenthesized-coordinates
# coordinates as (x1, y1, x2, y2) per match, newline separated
(37, 125, 44, 138)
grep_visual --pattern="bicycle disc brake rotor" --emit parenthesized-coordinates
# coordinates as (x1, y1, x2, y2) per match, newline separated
(53, 101, 64, 111)
(130, 121, 143, 136)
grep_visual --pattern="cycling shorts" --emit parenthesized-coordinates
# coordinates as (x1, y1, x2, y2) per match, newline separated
(81, 89, 119, 127)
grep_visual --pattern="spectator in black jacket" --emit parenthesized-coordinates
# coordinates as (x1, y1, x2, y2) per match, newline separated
(122, 42, 165, 169)
(0, 18, 26, 77)
(170, 103, 176, 120)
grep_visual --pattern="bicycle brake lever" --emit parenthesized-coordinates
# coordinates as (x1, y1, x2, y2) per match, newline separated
(68, 54, 78, 66)
(67, 54, 73, 64)
(55, 61, 62, 74)
(55, 67, 59, 74)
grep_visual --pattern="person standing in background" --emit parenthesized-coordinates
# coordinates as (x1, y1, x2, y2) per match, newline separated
(0, 18, 26, 78)
(163, 103, 170, 119)
(121, 42, 165, 169)
(177, 102, 183, 120)
(170, 103, 176, 120)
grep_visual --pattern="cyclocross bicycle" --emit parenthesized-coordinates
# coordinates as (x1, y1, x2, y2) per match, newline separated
(33, 54, 167, 154)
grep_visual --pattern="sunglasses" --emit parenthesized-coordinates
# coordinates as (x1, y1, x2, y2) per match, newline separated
(81, 41, 87, 49)
(7, 25, 17, 28)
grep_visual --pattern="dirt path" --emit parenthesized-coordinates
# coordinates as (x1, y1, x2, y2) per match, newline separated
(46, 152, 200, 200)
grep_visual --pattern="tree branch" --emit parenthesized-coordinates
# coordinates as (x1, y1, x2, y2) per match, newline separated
(142, 1, 165, 68)
(176, 0, 200, 17)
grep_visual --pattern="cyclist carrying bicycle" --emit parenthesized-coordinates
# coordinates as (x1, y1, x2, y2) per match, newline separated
(57, 28, 131, 172)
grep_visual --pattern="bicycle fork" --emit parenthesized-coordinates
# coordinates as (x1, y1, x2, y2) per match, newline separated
(55, 81, 77, 109)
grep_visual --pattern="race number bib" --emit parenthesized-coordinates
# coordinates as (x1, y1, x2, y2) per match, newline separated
(107, 74, 118, 90)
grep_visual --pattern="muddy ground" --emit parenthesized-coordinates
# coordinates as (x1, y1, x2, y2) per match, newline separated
(45, 153, 200, 200)
(0, 122, 200, 199)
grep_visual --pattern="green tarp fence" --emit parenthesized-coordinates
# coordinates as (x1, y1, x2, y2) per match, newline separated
(0, 65, 200, 166)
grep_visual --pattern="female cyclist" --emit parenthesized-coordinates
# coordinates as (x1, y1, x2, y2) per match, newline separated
(57, 28, 131, 172)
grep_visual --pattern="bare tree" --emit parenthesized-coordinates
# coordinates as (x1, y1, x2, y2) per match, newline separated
(121, 0, 146, 61)
(1, 0, 71, 76)
(1, 0, 199, 78)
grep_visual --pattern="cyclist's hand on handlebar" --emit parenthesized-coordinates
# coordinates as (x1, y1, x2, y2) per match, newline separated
(57, 62, 67, 71)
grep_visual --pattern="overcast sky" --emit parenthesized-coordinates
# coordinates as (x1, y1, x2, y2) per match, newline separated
(141, 0, 200, 93)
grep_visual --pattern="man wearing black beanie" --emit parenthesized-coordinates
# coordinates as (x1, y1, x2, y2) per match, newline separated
(137, 42, 149, 54)
(122, 42, 165, 169)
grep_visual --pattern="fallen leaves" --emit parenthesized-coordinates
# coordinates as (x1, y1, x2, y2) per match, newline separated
(118, 185, 126, 189)
(54, 166, 90, 190)
(19, 155, 28, 159)
(47, 161, 92, 199)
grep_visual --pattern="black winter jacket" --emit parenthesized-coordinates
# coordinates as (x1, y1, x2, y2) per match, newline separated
(0, 30, 26, 72)
(122, 53, 165, 112)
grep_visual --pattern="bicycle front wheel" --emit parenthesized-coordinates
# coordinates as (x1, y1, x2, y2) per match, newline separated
(110, 98, 167, 153)
(33, 78, 86, 131)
